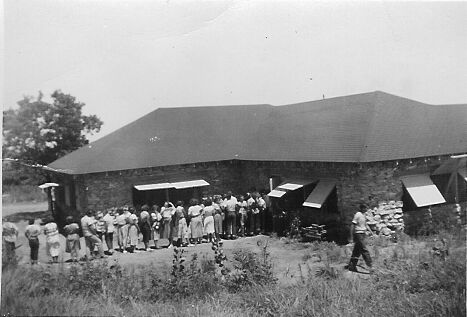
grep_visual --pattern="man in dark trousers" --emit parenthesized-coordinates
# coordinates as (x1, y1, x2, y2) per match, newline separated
(347, 203, 373, 272)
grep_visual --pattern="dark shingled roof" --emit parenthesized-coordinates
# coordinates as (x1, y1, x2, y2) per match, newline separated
(48, 91, 467, 174)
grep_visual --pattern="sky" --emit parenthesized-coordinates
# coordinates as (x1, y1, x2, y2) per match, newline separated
(3, 0, 467, 141)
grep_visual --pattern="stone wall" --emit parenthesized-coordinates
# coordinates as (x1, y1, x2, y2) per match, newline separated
(51, 154, 454, 225)
(238, 155, 451, 225)
(53, 160, 244, 215)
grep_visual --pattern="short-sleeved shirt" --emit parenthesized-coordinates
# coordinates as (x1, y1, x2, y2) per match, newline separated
(115, 214, 127, 226)
(2, 222, 18, 243)
(188, 205, 203, 217)
(25, 224, 41, 240)
(223, 197, 238, 212)
(203, 205, 215, 217)
(237, 201, 248, 215)
(161, 206, 175, 220)
(64, 223, 80, 236)
(352, 211, 367, 233)
(103, 213, 115, 233)
(81, 215, 96, 237)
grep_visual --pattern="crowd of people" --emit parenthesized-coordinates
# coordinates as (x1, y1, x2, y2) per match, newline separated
(3, 191, 272, 264)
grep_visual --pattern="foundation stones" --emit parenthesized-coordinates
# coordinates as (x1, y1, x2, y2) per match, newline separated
(365, 200, 404, 237)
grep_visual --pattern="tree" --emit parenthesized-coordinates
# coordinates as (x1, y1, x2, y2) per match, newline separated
(2, 90, 103, 184)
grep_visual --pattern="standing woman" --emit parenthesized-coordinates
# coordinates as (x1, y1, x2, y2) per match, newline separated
(128, 214, 140, 253)
(64, 216, 81, 262)
(139, 205, 152, 251)
(161, 202, 175, 248)
(188, 199, 203, 245)
(44, 219, 61, 263)
(203, 199, 216, 243)
(213, 196, 223, 242)
(151, 206, 162, 249)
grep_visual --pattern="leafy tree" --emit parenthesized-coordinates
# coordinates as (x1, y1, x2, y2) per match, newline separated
(2, 90, 103, 184)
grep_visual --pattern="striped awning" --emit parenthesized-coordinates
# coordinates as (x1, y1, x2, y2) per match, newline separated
(303, 180, 336, 208)
(401, 175, 446, 207)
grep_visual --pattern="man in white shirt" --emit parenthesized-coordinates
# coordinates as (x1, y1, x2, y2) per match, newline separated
(347, 204, 373, 272)
(223, 191, 238, 239)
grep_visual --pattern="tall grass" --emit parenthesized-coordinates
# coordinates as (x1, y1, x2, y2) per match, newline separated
(2, 232, 465, 317)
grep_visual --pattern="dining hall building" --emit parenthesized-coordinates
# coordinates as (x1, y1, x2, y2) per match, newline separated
(45, 91, 467, 232)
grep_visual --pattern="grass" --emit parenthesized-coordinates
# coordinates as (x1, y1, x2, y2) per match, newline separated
(2, 229, 466, 317)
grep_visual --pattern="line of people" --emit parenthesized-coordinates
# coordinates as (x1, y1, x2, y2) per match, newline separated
(8, 191, 271, 264)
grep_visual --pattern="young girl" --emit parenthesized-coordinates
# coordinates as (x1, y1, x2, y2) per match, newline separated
(64, 216, 81, 262)
(128, 214, 140, 253)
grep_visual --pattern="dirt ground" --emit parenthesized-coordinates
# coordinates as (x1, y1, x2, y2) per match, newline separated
(3, 203, 386, 285)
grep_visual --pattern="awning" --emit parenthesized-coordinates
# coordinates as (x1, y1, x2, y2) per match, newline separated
(134, 183, 173, 191)
(303, 180, 336, 208)
(38, 182, 59, 189)
(267, 179, 313, 198)
(401, 175, 446, 207)
(172, 179, 210, 189)
(267, 189, 288, 198)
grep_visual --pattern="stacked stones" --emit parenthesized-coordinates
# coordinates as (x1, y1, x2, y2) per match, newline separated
(364, 201, 404, 237)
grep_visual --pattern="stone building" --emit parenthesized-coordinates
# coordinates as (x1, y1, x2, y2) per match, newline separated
(46, 91, 467, 232)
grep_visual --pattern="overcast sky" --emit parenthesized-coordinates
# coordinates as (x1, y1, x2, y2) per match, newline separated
(4, 0, 467, 141)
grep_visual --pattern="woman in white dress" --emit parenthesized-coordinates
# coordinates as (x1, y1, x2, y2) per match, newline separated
(44, 220, 61, 263)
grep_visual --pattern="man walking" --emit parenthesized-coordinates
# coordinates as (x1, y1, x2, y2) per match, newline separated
(347, 203, 373, 272)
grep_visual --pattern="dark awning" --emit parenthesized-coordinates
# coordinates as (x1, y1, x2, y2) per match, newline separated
(303, 180, 336, 208)
(401, 175, 446, 207)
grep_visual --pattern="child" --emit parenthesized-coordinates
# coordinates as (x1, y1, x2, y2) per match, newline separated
(64, 216, 81, 262)
(25, 219, 41, 265)
(128, 214, 140, 253)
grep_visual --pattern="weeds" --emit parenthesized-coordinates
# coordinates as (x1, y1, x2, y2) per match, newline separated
(2, 231, 466, 317)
